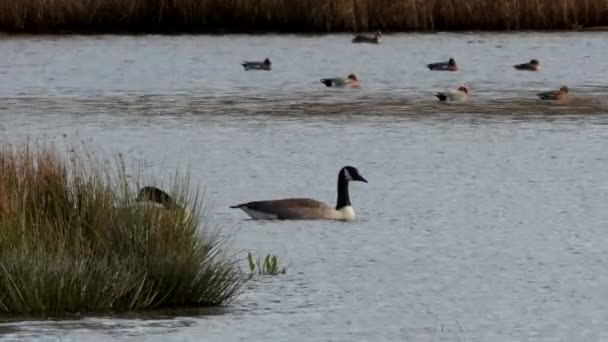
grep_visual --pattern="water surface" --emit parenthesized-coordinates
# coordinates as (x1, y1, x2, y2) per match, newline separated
(0, 33, 607, 341)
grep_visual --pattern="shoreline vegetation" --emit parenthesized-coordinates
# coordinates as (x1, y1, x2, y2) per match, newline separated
(1, 0, 608, 34)
(0, 144, 243, 316)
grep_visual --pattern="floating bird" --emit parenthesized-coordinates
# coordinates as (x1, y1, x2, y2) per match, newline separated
(427, 58, 458, 71)
(537, 86, 569, 101)
(320, 74, 360, 88)
(352, 31, 382, 44)
(514, 59, 541, 71)
(241, 58, 271, 71)
(435, 86, 470, 102)
(230, 166, 367, 221)
(135, 186, 192, 221)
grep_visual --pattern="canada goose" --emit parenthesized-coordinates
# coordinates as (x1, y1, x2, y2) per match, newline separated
(352, 31, 381, 44)
(537, 86, 569, 101)
(427, 58, 458, 71)
(320, 74, 360, 88)
(230, 166, 368, 221)
(514, 59, 541, 71)
(436, 86, 470, 102)
(135, 186, 192, 221)
(241, 58, 271, 71)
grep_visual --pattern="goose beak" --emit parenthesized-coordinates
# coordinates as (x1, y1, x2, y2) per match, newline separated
(356, 175, 368, 183)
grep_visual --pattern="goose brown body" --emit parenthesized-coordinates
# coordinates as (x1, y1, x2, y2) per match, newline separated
(230, 166, 367, 220)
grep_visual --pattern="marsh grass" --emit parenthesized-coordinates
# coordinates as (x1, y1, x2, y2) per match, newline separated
(1, 0, 608, 33)
(247, 252, 286, 276)
(0, 143, 243, 316)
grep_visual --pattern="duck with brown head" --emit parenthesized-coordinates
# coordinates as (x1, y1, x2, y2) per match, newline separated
(320, 74, 360, 88)
(436, 85, 470, 102)
(537, 86, 569, 101)
(230, 166, 368, 221)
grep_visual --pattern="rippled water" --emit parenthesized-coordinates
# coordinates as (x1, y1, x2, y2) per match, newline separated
(1, 33, 608, 341)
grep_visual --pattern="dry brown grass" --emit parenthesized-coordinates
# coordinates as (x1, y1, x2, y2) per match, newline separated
(0, 143, 243, 315)
(0, 0, 607, 33)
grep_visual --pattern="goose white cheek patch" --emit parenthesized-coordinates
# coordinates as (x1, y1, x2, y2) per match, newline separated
(343, 168, 353, 181)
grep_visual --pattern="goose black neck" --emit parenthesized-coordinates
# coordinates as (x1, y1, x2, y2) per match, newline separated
(336, 172, 351, 210)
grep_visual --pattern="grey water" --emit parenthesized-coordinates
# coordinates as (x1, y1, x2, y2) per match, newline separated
(0, 33, 607, 341)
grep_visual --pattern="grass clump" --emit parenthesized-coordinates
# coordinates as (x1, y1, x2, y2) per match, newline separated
(0, 143, 243, 316)
(1, 0, 608, 33)
(247, 252, 286, 276)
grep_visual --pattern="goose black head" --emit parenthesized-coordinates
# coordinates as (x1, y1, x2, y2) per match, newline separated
(448, 58, 456, 66)
(341, 166, 367, 183)
(560, 85, 569, 93)
(263, 58, 271, 65)
(530, 59, 539, 65)
(136, 186, 173, 206)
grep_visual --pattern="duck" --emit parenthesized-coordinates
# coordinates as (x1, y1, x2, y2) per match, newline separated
(427, 58, 458, 71)
(241, 58, 271, 71)
(435, 86, 470, 102)
(135, 186, 192, 221)
(230, 166, 368, 221)
(352, 31, 381, 44)
(537, 86, 569, 101)
(320, 74, 360, 88)
(514, 59, 541, 71)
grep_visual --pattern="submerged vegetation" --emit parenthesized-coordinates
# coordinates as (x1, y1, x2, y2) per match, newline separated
(0, 144, 242, 316)
(248, 252, 286, 276)
(1, 0, 608, 33)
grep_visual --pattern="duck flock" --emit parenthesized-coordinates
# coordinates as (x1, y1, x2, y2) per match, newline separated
(242, 31, 570, 103)
(136, 32, 575, 222)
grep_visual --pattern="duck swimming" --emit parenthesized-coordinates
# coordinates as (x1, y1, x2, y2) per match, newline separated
(230, 166, 367, 221)
(352, 31, 381, 44)
(320, 74, 360, 88)
(435, 86, 470, 102)
(427, 58, 458, 71)
(241, 58, 272, 71)
(537, 86, 569, 101)
(514, 59, 541, 71)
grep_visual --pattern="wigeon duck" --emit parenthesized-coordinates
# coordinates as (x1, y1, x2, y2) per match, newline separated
(514, 59, 541, 71)
(320, 74, 360, 88)
(435, 86, 470, 102)
(537, 86, 569, 101)
(241, 58, 271, 71)
(352, 31, 381, 44)
(427, 58, 458, 71)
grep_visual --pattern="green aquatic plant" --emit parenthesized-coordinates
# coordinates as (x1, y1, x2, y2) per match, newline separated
(0, 143, 243, 316)
(247, 252, 286, 276)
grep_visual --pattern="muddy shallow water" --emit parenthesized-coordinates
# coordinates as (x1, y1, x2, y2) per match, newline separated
(0, 33, 607, 341)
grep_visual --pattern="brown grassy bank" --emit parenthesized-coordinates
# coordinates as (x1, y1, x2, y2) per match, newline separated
(0, 143, 243, 315)
(1, 0, 608, 33)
